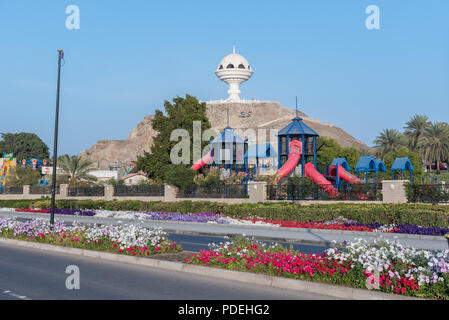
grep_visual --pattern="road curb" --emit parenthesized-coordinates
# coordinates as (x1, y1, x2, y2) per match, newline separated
(0, 237, 423, 300)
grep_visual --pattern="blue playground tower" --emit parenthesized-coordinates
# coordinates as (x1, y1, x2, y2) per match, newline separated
(277, 116, 319, 176)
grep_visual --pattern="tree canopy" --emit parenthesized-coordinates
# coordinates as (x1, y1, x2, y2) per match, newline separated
(373, 115, 449, 175)
(58, 155, 96, 185)
(316, 137, 360, 173)
(0, 132, 49, 160)
(373, 129, 406, 159)
(136, 95, 212, 182)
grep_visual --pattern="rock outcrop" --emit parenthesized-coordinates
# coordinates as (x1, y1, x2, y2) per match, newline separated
(80, 102, 368, 169)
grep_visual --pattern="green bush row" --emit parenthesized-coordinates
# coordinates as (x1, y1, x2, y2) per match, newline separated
(1, 198, 448, 228)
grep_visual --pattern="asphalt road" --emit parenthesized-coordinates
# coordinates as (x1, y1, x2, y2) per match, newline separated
(0, 242, 336, 300)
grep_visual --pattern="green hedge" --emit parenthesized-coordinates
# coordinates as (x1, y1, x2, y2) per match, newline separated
(1, 199, 449, 228)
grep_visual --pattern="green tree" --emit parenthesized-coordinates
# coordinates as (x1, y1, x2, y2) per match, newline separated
(373, 129, 406, 159)
(164, 164, 196, 189)
(316, 137, 342, 173)
(404, 114, 430, 155)
(136, 95, 212, 181)
(58, 155, 97, 185)
(6, 167, 42, 186)
(0, 132, 49, 160)
(420, 122, 449, 174)
(340, 147, 361, 171)
(383, 148, 424, 181)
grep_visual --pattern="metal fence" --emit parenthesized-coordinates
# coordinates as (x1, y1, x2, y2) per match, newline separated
(0, 186, 24, 195)
(68, 186, 105, 197)
(113, 185, 165, 197)
(406, 184, 449, 204)
(29, 186, 60, 195)
(267, 183, 382, 201)
(177, 184, 248, 199)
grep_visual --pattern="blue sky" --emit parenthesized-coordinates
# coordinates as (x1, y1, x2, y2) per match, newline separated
(0, 0, 448, 155)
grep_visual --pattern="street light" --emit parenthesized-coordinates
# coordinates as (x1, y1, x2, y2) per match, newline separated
(50, 49, 64, 228)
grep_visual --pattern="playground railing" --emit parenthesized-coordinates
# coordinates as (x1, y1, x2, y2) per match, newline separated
(30, 186, 60, 195)
(67, 186, 105, 197)
(0, 186, 24, 195)
(113, 185, 165, 197)
(406, 184, 449, 204)
(267, 183, 382, 201)
(177, 184, 248, 199)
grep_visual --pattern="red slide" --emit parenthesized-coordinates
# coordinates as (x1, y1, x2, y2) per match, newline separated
(191, 151, 212, 171)
(329, 164, 361, 184)
(304, 163, 339, 197)
(275, 140, 302, 180)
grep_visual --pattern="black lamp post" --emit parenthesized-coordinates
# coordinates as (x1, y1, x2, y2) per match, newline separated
(50, 49, 64, 228)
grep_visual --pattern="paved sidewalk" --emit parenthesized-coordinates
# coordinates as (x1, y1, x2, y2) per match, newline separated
(1, 210, 447, 251)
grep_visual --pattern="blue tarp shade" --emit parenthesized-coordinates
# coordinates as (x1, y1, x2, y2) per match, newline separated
(375, 159, 387, 172)
(391, 157, 414, 182)
(331, 158, 351, 171)
(245, 144, 277, 159)
(277, 117, 319, 136)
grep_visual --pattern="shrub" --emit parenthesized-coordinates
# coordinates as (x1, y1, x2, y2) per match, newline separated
(164, 165, 197, 189)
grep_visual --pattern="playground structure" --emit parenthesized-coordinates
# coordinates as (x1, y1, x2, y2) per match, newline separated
(391, 157, 414, 182)
(190, 112, 417, 200)
(329, 158, 361, 185)
(355, 156, 386, 183)
(191, 125, 249, 189)
(0, 154, 17, 192)
(275, 116, 343, 197)
(245, 143, 277, 175)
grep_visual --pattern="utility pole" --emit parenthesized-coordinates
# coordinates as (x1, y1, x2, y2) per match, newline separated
(50, 49, 64, 228)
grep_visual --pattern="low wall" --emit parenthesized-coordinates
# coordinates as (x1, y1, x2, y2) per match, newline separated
(0, 181, 420, 205)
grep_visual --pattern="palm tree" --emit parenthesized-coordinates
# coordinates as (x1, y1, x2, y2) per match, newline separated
(373, 129, 405, 159)
(420, 122, 449, 174)
(58, 155, 96, 185)
(404, 114, 430, 154)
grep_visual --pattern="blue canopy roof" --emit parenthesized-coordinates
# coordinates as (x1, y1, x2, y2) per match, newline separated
(245, 144, 277, 159)
(391, 157, 414, 171)
(331, 158, 351, 171)
(355, 156, 377, 172)
(277, 117, 319, 137)
(209, 127, 247, 144)
(375, 159, 387, 172)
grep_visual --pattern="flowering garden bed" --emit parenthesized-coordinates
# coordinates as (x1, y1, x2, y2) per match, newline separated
(1, 214, 448, 299)
(186, 237, 449, 299)
(11, 208, 449, 237)
(0, 217, 180, 256)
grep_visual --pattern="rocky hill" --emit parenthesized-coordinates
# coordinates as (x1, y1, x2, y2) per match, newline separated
(80, 102, 368, 169)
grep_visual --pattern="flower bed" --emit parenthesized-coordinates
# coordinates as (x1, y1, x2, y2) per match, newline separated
(237, 217, 449, 236)
(12, 208, 449, 236)
(0, 217, 181, 256)
(186, 237, 449, 299)
(2, 199, 448, 228)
